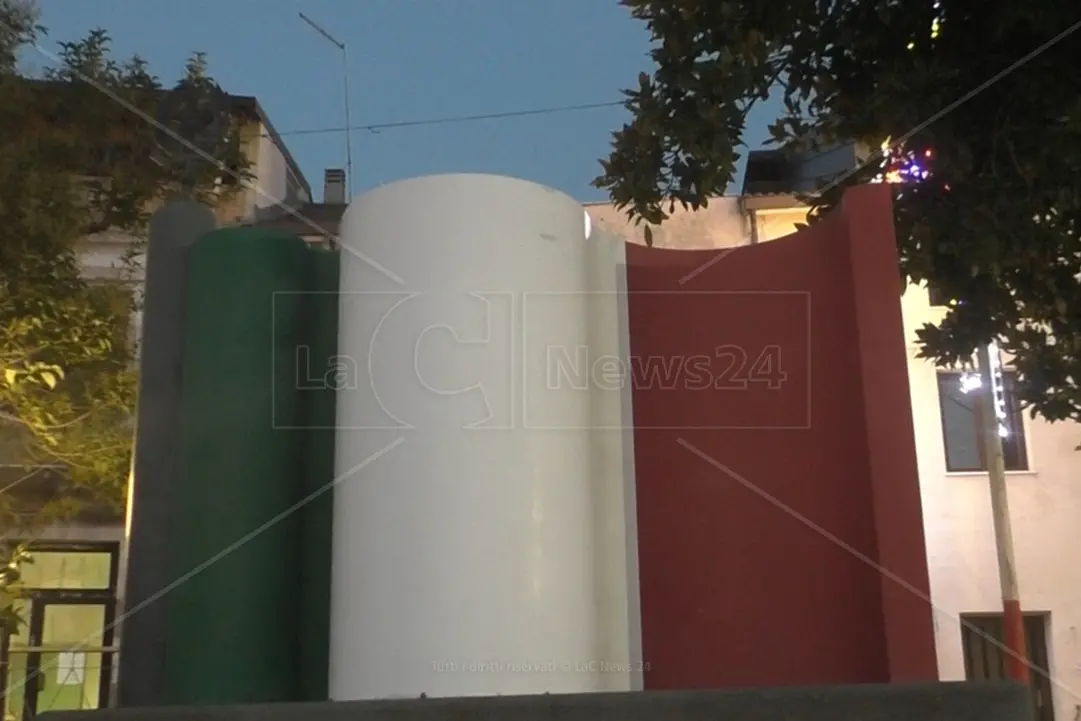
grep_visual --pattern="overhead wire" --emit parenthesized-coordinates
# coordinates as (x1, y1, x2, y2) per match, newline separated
(275, 100, 624, 137)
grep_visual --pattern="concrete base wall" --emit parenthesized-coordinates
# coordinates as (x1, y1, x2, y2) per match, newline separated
(42, 683, 1031, 721)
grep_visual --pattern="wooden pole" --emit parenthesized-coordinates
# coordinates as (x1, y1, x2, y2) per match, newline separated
(976, 343, 1029, 682)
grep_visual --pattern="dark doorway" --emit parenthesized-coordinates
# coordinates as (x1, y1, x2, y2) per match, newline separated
(960, 612, 1054, 721)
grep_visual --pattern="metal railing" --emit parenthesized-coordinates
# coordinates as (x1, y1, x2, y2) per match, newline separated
(2, 645, 116, 719)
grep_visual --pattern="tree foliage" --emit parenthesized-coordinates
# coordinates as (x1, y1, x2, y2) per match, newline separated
(0, 0, 251, 537)
(0, 542, 30, 635)
(596, 0, 1081, 421)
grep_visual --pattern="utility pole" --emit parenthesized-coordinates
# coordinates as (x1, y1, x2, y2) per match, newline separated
(299, 12, 354, 198)
(975, 342, 1029, 683)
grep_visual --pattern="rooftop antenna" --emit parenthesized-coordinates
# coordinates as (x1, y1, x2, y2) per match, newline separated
(299, 11, 354, 199)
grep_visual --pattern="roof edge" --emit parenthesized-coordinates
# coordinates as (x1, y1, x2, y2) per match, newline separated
(228, 95, 312, 200)
(20, 80, 312, 201)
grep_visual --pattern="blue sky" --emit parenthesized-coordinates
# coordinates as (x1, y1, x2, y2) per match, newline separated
(32, 0, 779, 202)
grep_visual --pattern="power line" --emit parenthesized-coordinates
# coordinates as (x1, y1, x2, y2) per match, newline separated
(276, 100, 624, 137)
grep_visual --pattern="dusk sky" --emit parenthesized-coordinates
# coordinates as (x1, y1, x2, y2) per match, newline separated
(32, 0, 781, 202)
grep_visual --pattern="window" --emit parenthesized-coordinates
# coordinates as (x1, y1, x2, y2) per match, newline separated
(937, 371, 1028, 472)
(18, 550, 114, 590)
(0, 543, 118, 719)
(960, 613, 1053, 721)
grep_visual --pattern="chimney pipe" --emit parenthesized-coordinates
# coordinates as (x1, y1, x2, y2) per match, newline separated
(324, 168, 346, 204)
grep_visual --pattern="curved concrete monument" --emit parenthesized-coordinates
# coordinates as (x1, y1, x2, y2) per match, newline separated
(331, 174, 628, 699)
(119, 176, 938, 709)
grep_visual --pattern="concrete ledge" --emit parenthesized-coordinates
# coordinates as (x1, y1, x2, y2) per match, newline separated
(43, 682, 1032, 721)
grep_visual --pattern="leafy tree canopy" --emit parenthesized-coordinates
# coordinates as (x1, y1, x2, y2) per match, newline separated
(595, 0, 1081, 422)
(0, 0, 250, 537)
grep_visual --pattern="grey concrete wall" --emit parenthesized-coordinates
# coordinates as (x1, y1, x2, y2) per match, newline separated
(44, 682, 1032, 721)
(117, 200, 216, 707)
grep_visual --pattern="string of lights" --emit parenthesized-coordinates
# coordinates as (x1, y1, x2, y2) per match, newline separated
(871, 2, 942, 187)
(875, 140, 1011, 435)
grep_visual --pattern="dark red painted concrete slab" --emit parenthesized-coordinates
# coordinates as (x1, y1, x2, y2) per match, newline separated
(625, 185, 937, 688)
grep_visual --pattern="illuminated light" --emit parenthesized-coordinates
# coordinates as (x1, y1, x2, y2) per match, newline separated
(960, 342, 1011, 438)
(960, 373, 982, 394)
(873, 141, 935, 186)
(907, 41, 916, 50)
(987, 340, 1011, 438)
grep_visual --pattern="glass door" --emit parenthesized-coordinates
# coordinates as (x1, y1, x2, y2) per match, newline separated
(0, 543, 118, 719)
(9, 600, 111, 719)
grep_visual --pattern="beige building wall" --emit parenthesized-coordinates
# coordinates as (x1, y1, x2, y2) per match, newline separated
(585, 198, 752, 251)
(588, 196, 1081, 721)
(213, 120, 266, 226)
